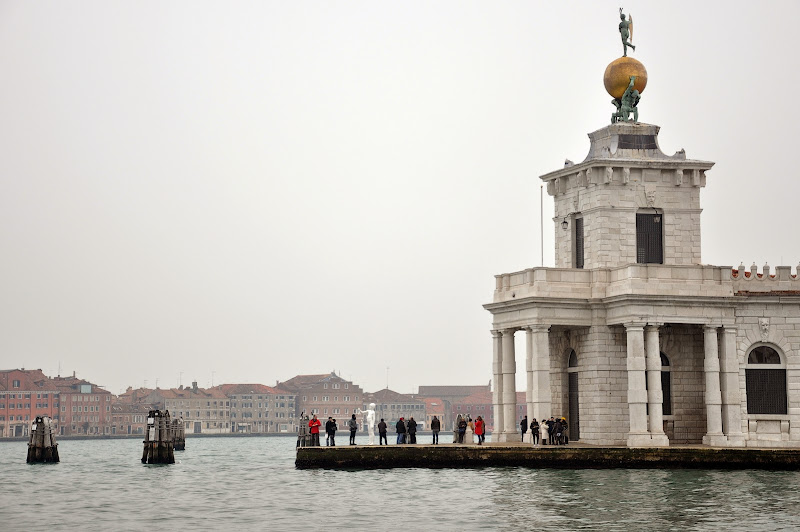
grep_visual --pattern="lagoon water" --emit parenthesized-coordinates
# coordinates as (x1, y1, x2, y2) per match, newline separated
(2, 436, 800, 531)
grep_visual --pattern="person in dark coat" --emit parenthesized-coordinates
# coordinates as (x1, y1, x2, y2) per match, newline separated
(407, 416, 417, 444)
(378, 418, 388, 445)
(431, 415, 441, 444)
(520, 416, 528, 442)
(530, 418, 540, 445)
(325, 417, 333, 446)
(329, 418, 337, 446)
(348, 414, 358, 445)
(395, 417, 406, 444)
(546, 417, 556, 445)
(457, 416, 467, 444)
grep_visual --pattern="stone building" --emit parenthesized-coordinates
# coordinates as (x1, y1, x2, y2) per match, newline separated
(216, 383, 297, 433)
(363, 388, 426, 430)
(52, 374, 112, 436)
(278, 373, 363, 422)
(110, 401, 150, 436)
(452, 390, 526, 433)
(486, 121, 800, 447)
(0, 369, 60, 438)
(148, 382, 230, 434)
(415, 384, 490, 429)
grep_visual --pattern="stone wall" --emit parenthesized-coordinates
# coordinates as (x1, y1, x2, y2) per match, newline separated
(735, 298, 800, 447)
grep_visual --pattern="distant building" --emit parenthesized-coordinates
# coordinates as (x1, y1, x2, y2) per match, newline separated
(415, 384, 491, 429)
(363, 388, 427, 429)
(215, 383, 297, 433)
(422, 397, 445, 433)
(146, 382, 230, 434)
(452, 390, 525, 433)
(0, 369, 60, 438)
(52, 373, 113, 436)
(110, 401, 150, 436)
(278, 373, 364, 424)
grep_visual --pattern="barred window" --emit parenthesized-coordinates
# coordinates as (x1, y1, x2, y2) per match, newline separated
(745, 345, 787, 415)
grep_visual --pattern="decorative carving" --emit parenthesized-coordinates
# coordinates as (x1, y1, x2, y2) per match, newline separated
(577, 170, 587, 187)
(674, 169, 683, 186)
(586, 167, 594, 184)
(692, 169, 701, 186)
(605, 167, 613, 184)
(645, 190, 656, 207)
(759, 318, 770, 341)
(618, 8, 636, 57)
(622, 167, 631, 184)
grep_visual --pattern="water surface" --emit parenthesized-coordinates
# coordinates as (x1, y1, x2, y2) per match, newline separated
(2, 437, 799, 531)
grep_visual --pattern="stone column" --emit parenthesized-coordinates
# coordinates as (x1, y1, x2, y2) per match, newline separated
(531, 326, 551, 425)
(525, 327, 535, 443)
(501, 329, 517, 441)
(645, 325, 669, 446)
(702, 325, 727, 446)
(719, 326, 745, 446)
(491, 330, 504, 442)
(625, 323, 651, 446)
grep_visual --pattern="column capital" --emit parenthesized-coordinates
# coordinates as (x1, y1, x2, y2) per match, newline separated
(491, 330, 502, 338)
(501, 328, 518, 336)
(645, 323, 663, 331)
(624, 322, 646, 331)
(703, 324, 721, 333)
(526, 324, 550, 333)
(721, 325, 738, 334)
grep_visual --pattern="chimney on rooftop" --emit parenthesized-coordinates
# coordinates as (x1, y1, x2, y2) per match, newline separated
(73, 371, 76, 378)
(192, 381, 198, 392)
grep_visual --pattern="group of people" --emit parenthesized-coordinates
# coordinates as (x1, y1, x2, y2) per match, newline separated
(455, 414, 485, 444)
(521, 416, 569, 445)
(301, 413, 362, 447)
(392, 416, 420, 444)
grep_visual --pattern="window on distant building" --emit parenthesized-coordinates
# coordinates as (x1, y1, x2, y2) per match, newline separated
(12, 380, 20, 388)
(746, 344, 787, 414)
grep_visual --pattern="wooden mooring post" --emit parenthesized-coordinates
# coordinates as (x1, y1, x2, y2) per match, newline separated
(142, 410, 175, 464)
(27, 416, 59, 463)
(173, 417, 185, 451)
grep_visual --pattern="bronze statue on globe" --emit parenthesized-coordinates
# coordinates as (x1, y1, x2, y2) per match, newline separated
(605, 9, 645, 123)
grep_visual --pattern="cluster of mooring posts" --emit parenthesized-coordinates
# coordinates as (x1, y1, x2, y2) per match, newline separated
(172, 417, 186, 451)
(27, 416, 59, 463)
(296, 414, 311, 447)
(142, 410, 175, 464)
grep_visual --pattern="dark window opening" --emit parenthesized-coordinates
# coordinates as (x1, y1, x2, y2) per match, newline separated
(746, 346, 786, 414)
(574, 218, 584, 269)
(636, 213, 663, 264)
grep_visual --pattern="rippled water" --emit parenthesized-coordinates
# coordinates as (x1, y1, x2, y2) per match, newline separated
(2, 436, 800, 531)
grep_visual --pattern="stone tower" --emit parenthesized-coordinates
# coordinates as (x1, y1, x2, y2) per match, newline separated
(545, 122, 713, 270)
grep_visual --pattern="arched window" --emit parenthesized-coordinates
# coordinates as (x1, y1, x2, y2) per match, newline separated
(568, 350, 578, 368)
(660, 353, 672, 416)
(745, 345, 787, 415)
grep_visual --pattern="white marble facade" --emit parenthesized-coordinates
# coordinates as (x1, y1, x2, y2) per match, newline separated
(486, 122, 800, 447)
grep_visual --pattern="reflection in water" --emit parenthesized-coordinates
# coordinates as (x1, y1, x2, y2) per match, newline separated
(2, 438, 800, 531)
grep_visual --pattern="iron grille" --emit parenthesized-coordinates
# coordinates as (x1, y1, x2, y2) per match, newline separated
(661, 372, 672, 416)
(746, 369, 787, 414)
(636, 213, 663, 264)
(575, 218, 584, 269)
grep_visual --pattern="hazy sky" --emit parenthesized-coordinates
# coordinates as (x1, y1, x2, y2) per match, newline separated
(2, 2, 798, 396)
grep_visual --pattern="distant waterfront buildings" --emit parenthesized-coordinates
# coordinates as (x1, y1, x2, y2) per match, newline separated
(278, 372, 363, 424)
(52, 374, 112, 436)
(0, 369, 60, 438)
(363, 388, 427, 429)
(215, 383, 297, 433)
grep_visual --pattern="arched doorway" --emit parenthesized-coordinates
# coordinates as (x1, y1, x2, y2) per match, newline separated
(567, 349, 579, 440)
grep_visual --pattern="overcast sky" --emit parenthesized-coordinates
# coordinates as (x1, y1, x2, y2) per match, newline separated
(2, 2, 798, 396)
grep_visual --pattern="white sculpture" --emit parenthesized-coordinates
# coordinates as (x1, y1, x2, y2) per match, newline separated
(356, 403, 377, 445)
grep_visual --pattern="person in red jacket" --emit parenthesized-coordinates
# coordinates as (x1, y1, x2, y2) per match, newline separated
(475, 416, 485, 445)
(309, 414, 322, 446)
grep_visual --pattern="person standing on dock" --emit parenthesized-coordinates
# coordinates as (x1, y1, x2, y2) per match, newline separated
(378, 418, 388, 445)
(325, 417, 333, 446)
(520, 416, 528, 442)
(457, 415, 467, 443)
(530, 418, 540, 445)
(396, 417, 406, 444)
(475, 416, 485, 445)
(546, 417, 556, 445)
(309, 414, 321, 446)
(348, 414, 358, 445)
(407, 416, 418, 444)
(430, 415, 440, 444)
(330, 418, 338, 446)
